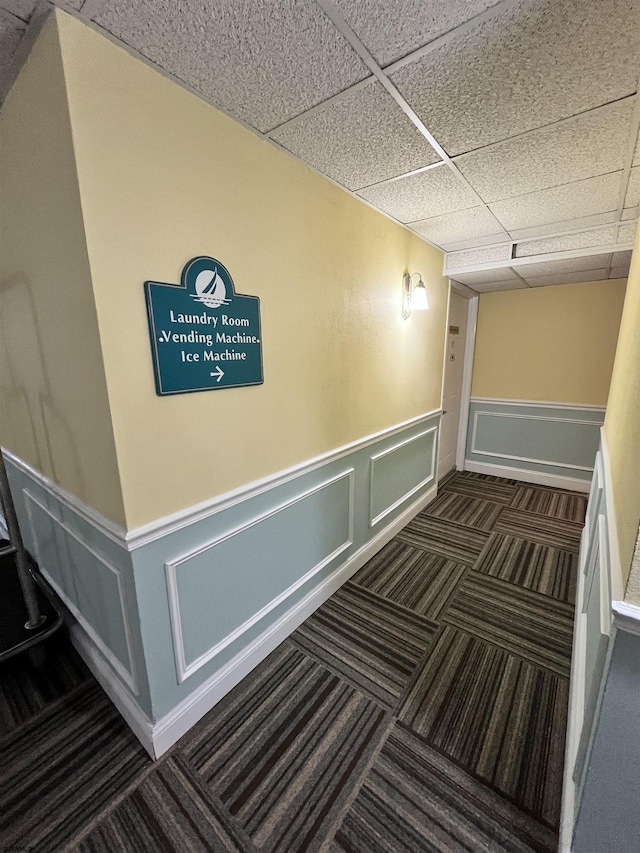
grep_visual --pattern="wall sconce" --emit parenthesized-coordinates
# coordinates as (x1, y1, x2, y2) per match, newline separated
(402, 272, 429, 320)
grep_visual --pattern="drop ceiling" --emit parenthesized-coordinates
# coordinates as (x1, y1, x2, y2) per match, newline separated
(1, 0, 639, 291)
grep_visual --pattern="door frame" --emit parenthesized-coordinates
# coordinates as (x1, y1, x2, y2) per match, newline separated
(445, 280, 478, 473)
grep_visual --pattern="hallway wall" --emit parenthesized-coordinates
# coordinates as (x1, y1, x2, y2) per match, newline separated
(0, 15, 125, 528)
(55, 11, 448, 531)
(604, 226, 640, 594)
(464, 279, 626, 490)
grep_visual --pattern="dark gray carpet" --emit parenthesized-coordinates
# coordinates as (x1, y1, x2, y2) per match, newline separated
(0, 472, 581, 852)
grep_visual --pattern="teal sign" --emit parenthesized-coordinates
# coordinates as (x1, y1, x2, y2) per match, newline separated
(145, 256, 263, 396)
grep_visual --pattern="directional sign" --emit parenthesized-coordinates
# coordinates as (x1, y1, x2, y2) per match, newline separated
(145, 256, 263, 396)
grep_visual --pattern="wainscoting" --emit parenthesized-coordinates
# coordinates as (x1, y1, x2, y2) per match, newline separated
(464, 398, 604, 492)
(2, 409, 441, 757)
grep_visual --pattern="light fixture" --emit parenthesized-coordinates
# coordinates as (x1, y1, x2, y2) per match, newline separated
(402, 272, 429, 320)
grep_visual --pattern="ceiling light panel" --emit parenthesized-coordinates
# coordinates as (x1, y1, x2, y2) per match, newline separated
(389, 0, 640, 156)
(525, 269, 609, 287)
(93, 0, 370, 133)
(516, 254, 613, 278)
(489, 172, 622, 232)
(410, 205, 506, 247)
(454, 100, 634, 202)
(270, 81, 440, 191)
(332, 0, 502, 67)
(357, 165, 478, 222)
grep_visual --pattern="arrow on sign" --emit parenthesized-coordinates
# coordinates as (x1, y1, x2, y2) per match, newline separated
(210, 367, 224, 383)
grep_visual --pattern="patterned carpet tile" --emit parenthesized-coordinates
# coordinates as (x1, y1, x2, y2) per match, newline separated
(398, 626, 568, 828)
(331, 722, 559, 853)
(421, 490, 505, 531)
(493, 508, 583, 553)
(180, 642, 391, 853)
(0, 680, 150, 851)
(443, 571, 574, 678)
(510, 485, 588, 523)
(350, 539, 467, 620)
(396, 514, 490, 566)
(0, 634, 91, 737)
(289, 583, 438, 708)
(474, 532, 578, 603)
(443, 472, 518, 505)
(71, 756, 254, 853)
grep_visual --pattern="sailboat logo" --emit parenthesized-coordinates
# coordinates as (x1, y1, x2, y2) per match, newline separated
(192, 267, 231, 308)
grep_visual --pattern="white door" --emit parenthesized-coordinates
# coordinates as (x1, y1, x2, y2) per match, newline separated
(438, 291, 468, 479)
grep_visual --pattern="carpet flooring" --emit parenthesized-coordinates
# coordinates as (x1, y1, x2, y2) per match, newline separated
(0, 471, 584, 852)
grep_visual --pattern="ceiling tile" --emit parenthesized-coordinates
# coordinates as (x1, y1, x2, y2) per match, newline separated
(440, 232, 510, 251)
(446, 243, 512, 270)
(526, 269, 609, 287)
(622, 207, 638, 220)
(357, 165, 478, 222)
(409, 205, 505, 246)
(508, 212, 618, 241)
(0, 16, 23, 92)
(93, 0, 370, 133)
(514, 226, 617, 257)
(0, 0, 36, 19)
(389, 0, 640, 156)
(270, 81, 439, 191)
(467, 279, 529, 293)
(455, 100, 634, 202)
(618, 222, 637, 244)
(516, 254, 612, 278)
(333, 0, 502, 67)
(624, 167, 640, 208)
(489, 173, 622, 233)
(611, 250, 632, 267)
(450, 268, 519, 286)
(609, 270, 630, 279)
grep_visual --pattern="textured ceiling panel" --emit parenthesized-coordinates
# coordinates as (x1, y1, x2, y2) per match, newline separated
(270, 82, 439, 191)
(450, 268, 519, 286)
(446, 243, 512, 270)
(624, 167, 640, 208)
(489, 173, 622, 233)
(611, 250, 632, 267)
(508, 212, 618, 241)
(525, 269, 609, 287)
(93, 0, 369, 133)
(618, 222, 637, 244)
(455, 100, 633, 202)
(0, 16, 23, 91)
(514, 227, 617, 257)
(390, 0, 640, 156)
(333, 0, 502, 67)
(467, 279, 528, 293)
(516, 254, 612, 278)
(409, 205, 505, 247)
(357, 165, 478, 222)
(1, 0, 36, 19)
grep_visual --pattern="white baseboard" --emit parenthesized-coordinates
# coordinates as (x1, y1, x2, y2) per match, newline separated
(463, 459, 591, 493)
(150, 482, 438, 758)
(69, 620, 155, 759)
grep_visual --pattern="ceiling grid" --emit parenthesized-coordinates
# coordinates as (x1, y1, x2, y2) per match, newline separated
(1, 0, 638, 291)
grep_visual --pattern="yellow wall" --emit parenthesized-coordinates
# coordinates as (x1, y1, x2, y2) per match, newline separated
(471, 280, 626, 405)
(55, 12, 448, 529)
(604, 228, 640, 593)
(0, 16, 126, 526)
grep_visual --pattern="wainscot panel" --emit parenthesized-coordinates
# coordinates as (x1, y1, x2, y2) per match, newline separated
(1, 450, 152, 722)
(465, 399, 604, 490)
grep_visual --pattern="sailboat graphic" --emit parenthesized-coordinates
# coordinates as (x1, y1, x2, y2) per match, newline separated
(192, 267, 231, 308)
